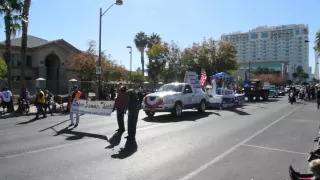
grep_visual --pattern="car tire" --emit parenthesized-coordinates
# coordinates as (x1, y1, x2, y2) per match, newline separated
(171, 102, 182, 117)
(198, 100, 206, 113)
(145, 111, 155, 118)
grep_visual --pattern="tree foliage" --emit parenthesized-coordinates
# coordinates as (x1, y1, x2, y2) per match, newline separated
(69, 40, 127, 82)
(180, 38, 239, 83)
(0, 57, 7, 80)
(128, 71, 145, 84)
(316, 31, 320, 52)
(292, 65, 309, 83)
(146, 42, 169, 83)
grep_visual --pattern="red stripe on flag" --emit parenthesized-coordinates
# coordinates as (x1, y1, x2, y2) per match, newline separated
(200, 70, 207, 86)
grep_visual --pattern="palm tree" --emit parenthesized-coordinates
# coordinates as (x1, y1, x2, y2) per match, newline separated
(20, 0, 31, 88)
(316, 31, 320, 52)
(0, 0, 22, 90)
(147, 32, 161, 49)
(134, 31, 148, 76)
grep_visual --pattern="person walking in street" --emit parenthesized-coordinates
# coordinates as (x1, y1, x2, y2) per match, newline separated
(35, 87, 46, 119)
(114, 86, 128, 132)
(44, 90, 54, 116)
(317, 86, 320, 110)
(121, 88, 139, 152)
(69, 85, 84, 128)
(2, 87, 13, 113)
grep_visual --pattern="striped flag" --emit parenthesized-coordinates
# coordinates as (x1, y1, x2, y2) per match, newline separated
(200, 69, 207, 86)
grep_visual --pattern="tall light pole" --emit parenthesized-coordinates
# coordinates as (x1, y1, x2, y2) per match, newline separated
(97, 0, 123, 100)
(126, 46, 132, 85)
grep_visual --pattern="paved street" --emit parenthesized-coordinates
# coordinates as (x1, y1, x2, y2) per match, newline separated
(0, 97, 318, 180)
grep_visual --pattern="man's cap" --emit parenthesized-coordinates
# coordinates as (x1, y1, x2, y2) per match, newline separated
(73, 85, 78, 89)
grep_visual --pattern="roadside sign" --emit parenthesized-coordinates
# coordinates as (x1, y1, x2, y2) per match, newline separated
(96, 66, 101, 74)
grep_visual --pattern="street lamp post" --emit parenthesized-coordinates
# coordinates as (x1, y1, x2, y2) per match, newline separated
(97, 0, 123, 100)
(126, 46, 132, 85)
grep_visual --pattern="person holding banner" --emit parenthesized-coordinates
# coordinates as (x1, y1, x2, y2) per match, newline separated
(69, 85, 85, 127)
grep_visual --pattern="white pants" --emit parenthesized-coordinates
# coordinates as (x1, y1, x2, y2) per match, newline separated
(70, 112, 80, 125)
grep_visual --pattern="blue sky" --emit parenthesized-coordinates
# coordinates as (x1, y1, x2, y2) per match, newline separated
(0, 0, 319, 73)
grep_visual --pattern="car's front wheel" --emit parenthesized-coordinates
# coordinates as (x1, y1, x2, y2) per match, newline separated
(145, 111, 155, 118)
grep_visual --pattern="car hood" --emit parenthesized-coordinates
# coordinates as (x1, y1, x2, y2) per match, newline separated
(146, 91, 180, 98)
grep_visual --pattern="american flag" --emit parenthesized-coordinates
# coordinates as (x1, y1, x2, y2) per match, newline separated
(200, 69, 207, 86)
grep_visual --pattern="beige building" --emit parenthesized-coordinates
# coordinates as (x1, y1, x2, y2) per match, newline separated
(0, 35, 80, 94)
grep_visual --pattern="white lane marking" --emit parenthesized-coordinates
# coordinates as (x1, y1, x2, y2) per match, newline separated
(0, 123, 170, 160)
(179, 105, 301, 180)
(241, 144, 309, 156)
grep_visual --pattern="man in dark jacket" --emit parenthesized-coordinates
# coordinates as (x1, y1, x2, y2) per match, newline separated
(114, 86, 128, 132)
(121, 89, 139, 152)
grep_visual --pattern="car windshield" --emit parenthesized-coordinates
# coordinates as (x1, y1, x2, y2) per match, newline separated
(157, 84, 183, 92)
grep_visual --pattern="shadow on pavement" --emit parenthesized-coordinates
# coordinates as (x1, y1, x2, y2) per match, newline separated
(227, 108, 251, 115)
(111, 138, 138, 159)
(52, 126, 108, 141)
(142, 111, 215, 123)
(38, 120, 69, 132)
(105, 132, 124, 149)
(16, 116, 47, 125)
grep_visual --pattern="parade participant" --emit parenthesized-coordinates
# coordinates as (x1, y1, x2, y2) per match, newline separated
(121, 88, 139, 152)
(126, 89, 140, 140)
(69, 85, 83, 127)
(114, 86, 128, 132)
(44, 90, 54, 116)
(35, 87, 46, 119)
(317, 85, 320, 109)
(2, 87, 13, 113)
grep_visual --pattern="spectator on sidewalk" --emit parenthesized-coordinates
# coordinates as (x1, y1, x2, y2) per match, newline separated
(309, 159, 320, 180)
(35, 87, 46, 119)
(114, 86, 128, 132)
(2, 87, 13, 113)
(317, 85, 320, 110)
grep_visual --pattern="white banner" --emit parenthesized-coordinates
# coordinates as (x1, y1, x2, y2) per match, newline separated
(184, 71, 201, 88)
(70, 99, 115, 116)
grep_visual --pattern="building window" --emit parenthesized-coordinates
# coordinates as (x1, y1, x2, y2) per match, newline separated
(261, 33, 268, 38)
(12, 54, 20, 67)
(26, 55, 32, 67)
(295, 29, 300, 35)
(251, 34, 258, 39)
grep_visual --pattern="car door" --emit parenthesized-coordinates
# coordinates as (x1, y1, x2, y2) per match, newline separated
(183, 85, 193, 107)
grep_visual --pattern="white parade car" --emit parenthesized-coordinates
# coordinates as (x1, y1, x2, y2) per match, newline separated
(142, 83, 209, 118)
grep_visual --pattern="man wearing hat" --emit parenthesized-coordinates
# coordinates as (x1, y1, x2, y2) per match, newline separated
(69, 85, 84, 127)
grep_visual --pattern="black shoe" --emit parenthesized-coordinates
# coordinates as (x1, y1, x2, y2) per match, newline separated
(74, 124, 78, 128)
(69, 123, 74, 126)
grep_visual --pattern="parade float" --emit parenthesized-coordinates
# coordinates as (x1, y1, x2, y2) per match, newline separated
(206, 72, 245, 109)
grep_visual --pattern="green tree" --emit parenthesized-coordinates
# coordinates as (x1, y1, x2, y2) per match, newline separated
(20, 0, 31, 88)
(316, 31, 320, 52)
(147, 32, 161, 49)
(164, 41, 183, 82)
(146, 42, 169, 85)
(0, 57, 8, 80)
(180, 38, 239, 82)
(134, 31, 148, 76)
(128, 71, 145, 85)
(0, 0, 23, 90)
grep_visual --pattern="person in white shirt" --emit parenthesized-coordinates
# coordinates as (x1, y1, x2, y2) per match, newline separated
(2, 87, 12, 113)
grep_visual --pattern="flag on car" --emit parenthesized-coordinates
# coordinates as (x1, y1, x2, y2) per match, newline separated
(200, 69, 207, 86)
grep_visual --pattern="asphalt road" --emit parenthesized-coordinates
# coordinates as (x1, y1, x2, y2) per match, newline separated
(0, 97, 317, 180)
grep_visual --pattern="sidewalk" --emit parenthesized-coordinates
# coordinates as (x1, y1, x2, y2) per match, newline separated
(0, 103, 67, 119)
